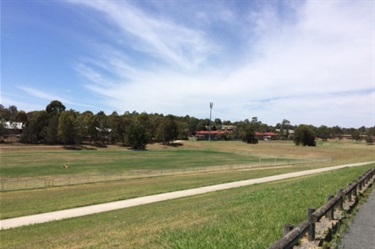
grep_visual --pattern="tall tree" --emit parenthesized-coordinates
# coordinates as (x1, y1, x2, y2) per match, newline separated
(58, 110, 77, 146)
(214, 118, 222, 130)
(294, 125, 316, 146)
(250, 117, 261, 131)
(137, 112, 157, 139)
(156, 115, 179, 144)
(15, 111, 28, 124)
(331, 125, 343, 139)
(96, 111, 108, 144)
(351, 131, 361, 141)
(126, 121, 149, 150)
(187, 116, 200, 135)
(8, 105, 18, 121)
(74, 112, 85, 145)
(177, 120, 189, 140)
(0, 105, 11, 120)
(365, 127, 374, 145)
(44, 100, 66, 144)
(46, 100, 66, 115)
(87, 114, 99, 144)
(21, 111, 49, 143)
(317, 125, 331, 141)
(241, 125, 258, 144)
(279, 119, 291, 139)
(107, 111, 121, 144)
(41, 115, 59, 144)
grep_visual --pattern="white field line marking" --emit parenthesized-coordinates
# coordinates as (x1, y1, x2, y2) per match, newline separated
(1, 161, 374, 230)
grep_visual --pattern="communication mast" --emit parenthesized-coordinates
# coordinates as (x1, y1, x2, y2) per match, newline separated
(209, 102, 213, 141)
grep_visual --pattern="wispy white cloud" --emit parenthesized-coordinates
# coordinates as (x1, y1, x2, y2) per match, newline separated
(71, 0, 373, 127)
(0, 95, 44, 112)
(17, 86, 71, 103)
(73, 0, 214, 70)
(16, 86, 91, 109)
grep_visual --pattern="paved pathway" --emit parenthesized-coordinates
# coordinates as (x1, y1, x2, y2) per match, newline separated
(339, 189, 375, 249)
(0, 161, 374, 230)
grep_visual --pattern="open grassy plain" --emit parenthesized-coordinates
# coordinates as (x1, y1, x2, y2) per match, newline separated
(0, 140, 374, 248)
(0, 165, 374, 249)
(0, 140, 373, 217)
(0, 141, 312, 179)
(1, 139, 372, 179)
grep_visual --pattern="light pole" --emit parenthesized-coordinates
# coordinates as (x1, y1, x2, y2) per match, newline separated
(209, 102, 213, 141)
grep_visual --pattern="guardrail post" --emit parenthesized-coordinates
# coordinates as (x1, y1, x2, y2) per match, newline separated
(357, 177, 362, 192)
(362, 177, 366, 190)
(370, 171, 373, 181)
(283, 224, 293, 236)
(353, 182, 358, 199)
(308, 208, 316, 241)
(338, 189, 343, 210)
(347, 183, 352, 202)
(327, 195, 334, 220)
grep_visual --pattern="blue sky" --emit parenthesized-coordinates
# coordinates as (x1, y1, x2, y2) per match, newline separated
(1, 0, 374, 127)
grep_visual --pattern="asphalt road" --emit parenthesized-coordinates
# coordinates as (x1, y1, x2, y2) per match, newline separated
(0, 161, 374, 230)
(339, 189, 375, 249)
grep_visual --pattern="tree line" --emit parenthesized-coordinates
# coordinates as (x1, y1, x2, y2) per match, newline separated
(0, 100, 374, 149)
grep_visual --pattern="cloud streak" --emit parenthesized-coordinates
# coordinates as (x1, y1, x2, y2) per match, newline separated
(17, 86, 90, 109)
(66, 1, 375, 127)
(73, 0, 214, 70)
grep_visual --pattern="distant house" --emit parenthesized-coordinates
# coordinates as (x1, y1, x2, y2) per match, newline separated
(195, 130, 232, 140)
(3, 121, 23, 130)
(275, 129, 294, 139)
(255, 132, 279, 140)
(1, 121, 24, 141)
(221, 125, 237, 131)
(194, 130, 280, 141)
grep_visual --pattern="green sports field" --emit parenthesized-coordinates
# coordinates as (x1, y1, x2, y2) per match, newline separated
(0, 140, 374, 248)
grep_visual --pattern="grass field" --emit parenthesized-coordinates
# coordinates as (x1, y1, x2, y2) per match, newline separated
(0, 139, 374, 248)
(1, 140, 372, 179)
(0, 166, 324, 219)
(0, 165, 374, 249)
(0, 141, 314, 179)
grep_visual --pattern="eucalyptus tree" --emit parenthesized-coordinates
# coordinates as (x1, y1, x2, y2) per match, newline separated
(107, 111, 121, 144)
(331, 125, 343, 139)
(294, 125, 316, 146)
(87, 113, 99, 144)
(46, 100, 65, 115)
(58, 110, 77, 146)
(126, 120, 149, 150)
(241, 125, 258, 144)
(21, 111, 49, 143)
(96, 111, 108, 145)
(43, 100, 66, 144)
(15, 111, 28, 124)
(317, 125, 331, 141)
(0, 104, 11, 120)
(156, 115, 179, 144)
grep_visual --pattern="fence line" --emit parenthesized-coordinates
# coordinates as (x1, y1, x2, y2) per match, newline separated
(0, 157, 331, 191)
(269, 167, 375, 249)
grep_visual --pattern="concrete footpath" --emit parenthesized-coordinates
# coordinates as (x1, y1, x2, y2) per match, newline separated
(339, 189, 375, 249)
(0, 161, 374, 230)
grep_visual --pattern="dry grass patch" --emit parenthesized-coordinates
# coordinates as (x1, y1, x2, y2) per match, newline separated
(1, 165, 373, 249)
(0, 166, 317, 219)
